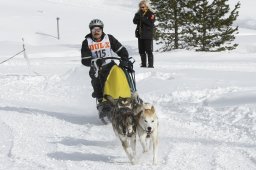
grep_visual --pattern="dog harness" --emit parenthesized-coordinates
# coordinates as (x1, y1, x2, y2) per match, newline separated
(146, 131, 153, 138)
(114, 107, 136, 137)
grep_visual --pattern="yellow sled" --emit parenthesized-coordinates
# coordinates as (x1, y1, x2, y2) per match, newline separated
(93, 56, 137, 124)
(103, 65, 131, 99)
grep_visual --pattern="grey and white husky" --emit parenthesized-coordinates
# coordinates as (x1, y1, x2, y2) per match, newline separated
(105, 96, 137, 164)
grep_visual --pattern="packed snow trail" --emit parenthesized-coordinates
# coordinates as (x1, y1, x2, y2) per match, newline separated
(1, 50, 256, 170)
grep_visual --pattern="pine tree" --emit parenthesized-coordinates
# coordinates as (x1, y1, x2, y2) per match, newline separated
(187, 0, 240, 51)
(151, 0, 190, 51)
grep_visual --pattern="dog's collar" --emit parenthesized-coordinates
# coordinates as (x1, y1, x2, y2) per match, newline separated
(127, 131, 136, 137)
(146, 130, 153, 138)
(138, 124, 153, 138)
(116, 107, 133, 115)
(120, 130, 136, 138)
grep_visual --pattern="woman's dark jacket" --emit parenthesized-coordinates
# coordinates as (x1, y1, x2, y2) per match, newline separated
(133, 10, 155, 39)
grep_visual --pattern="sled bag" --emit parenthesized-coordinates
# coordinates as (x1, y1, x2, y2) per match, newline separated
(104, 65, 131, 99)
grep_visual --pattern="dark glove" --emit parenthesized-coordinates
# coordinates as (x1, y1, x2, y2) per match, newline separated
(119, 58, 134, 72)
(135, 13, 140, 20)
(90, 58, 103, 76)
(90, 58, 103, 67)
(96, 58, 103, 67)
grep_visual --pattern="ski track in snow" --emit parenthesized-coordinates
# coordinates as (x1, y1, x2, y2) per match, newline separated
(0, 121, 14, 170)
(1, 60, 256, 169)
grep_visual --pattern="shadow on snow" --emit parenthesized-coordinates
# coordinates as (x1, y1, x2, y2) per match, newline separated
(0, 106, 102, 126)
(48, 152, 116, 162)
(51, 137, 116, 148)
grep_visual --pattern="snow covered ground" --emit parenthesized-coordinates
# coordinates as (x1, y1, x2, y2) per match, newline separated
(0, 0, 256, 169)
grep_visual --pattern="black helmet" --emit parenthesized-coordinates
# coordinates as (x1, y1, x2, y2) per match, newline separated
(89, 19, 104, 29)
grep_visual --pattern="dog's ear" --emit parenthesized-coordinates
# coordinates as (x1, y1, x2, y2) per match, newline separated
(119, 96, 124, 100)
(151, 105, 155, 113)
(132, 91, 138, 100)
(138, 110, 143, 117)
(132, 92, 143, 105)
(135, 110, 143, 123)
(133, 104, 144, 116)
(127, 97, 133, 103)
(104, 95, 116, 106)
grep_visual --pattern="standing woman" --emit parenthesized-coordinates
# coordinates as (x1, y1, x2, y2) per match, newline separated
(133, 0, 155, 68)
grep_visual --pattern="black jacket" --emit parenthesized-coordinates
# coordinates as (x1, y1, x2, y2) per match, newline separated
(81, 33, 129, 66)
(133, 10, 155, 39)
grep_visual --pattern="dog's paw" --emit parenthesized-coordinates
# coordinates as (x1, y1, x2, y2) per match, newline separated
(143, 149, 149, 153)
(131, 158, 137, 165)
(153, 159, 158, 165)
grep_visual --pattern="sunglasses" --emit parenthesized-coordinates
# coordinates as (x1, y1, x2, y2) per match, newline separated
(91, 27, 102, 33)
(140, 6, 146, 9)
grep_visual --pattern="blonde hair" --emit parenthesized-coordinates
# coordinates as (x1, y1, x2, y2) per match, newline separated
(138, 0, 155, 13)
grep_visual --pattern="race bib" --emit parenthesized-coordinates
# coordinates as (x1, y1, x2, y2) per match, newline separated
(87, 34, 112, 59)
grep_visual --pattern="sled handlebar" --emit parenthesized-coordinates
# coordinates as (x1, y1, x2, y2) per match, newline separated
(88, 56, 135, 77)
(83, 56, 134, 62)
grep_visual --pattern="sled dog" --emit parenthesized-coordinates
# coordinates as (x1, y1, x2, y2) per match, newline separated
(137, 103, 159, 165)
(105, 96, 137, 164)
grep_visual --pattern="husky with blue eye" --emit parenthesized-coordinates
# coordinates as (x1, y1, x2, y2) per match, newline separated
(137, 103, 159, 165)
